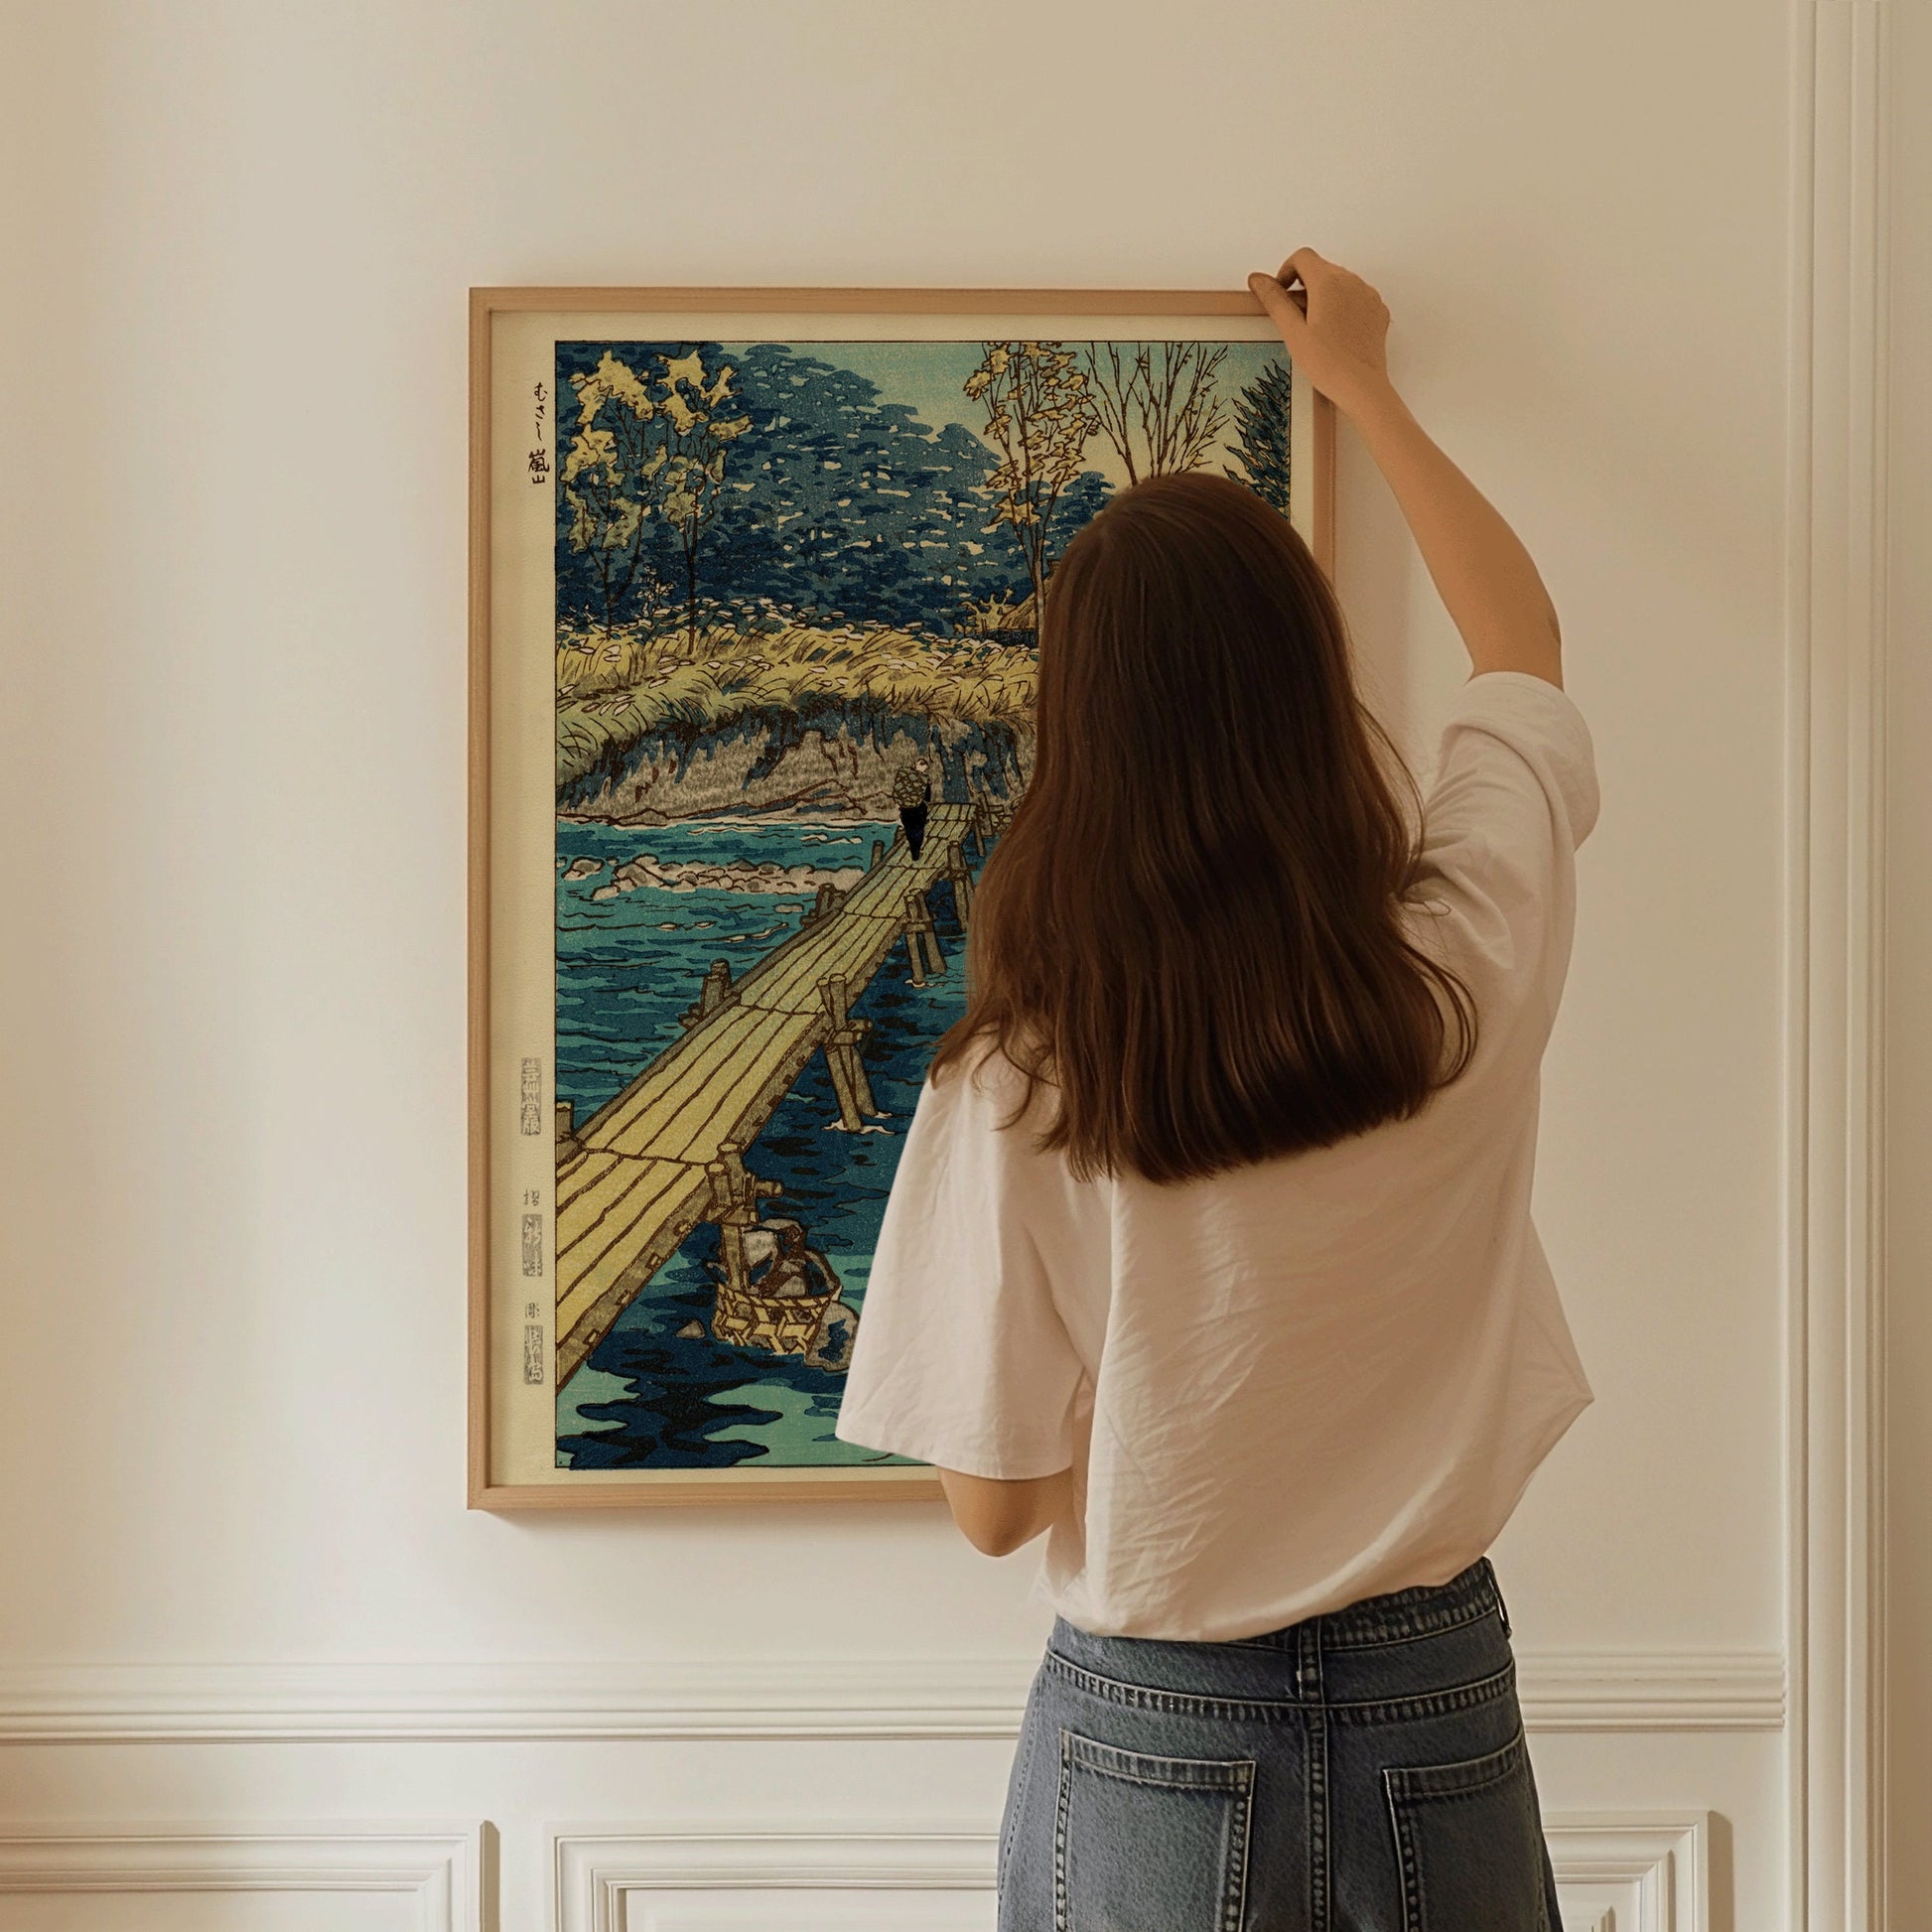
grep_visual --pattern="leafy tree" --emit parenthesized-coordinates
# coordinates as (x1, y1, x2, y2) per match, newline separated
(559, 346, 754, 648)
(1078, 342, 1230, 483)
(1223, 357, 1294, 514)
(652, 350, 752, 650)
(965, 342, 1094, 621)
(561, 350, 667, 635)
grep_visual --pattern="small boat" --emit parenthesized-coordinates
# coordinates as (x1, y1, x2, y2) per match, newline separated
(706, 1217, 857, 1369)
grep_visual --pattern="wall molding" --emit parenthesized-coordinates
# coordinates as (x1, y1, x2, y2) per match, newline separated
(551, 1814, 1709, 1932)
(553, 1828, 990, 1932)
(0, 1650, 1782, 1744)
(1547, 1814, 1711, 1932)
(1784, 2, 1891, 1929)
(0, 1825, 483, 1929)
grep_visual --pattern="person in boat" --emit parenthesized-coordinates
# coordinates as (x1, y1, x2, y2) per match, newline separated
(752, 1219, 836, 1300)
(710, 1218, 860, 1371)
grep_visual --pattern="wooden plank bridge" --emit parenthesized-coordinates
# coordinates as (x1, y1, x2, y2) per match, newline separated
(554, 797, 1004, 1383)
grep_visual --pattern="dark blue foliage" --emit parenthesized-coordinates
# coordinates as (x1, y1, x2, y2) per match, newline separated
(1222, 357, 1295, 514)
(554, 340, 1113, 635)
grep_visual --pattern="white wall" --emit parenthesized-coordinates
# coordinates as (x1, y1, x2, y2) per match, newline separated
(0, 2, 1870, 1926)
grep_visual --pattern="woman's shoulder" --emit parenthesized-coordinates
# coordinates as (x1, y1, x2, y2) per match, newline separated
(930, 1026, 1035, 1096)
(927, 1028, 1058, 1131)
(1425, 669, 1600, 854)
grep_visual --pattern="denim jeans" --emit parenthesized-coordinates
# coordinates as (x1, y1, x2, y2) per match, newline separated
(996, 1556, 1561, 1931)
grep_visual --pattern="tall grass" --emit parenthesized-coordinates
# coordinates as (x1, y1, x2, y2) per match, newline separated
(556, 614, 1035, 790)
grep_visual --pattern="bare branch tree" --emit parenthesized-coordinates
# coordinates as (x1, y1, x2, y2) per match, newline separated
(1077, 342, 1232, 483)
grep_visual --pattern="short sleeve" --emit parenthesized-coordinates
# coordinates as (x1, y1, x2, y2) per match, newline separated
(833, 1055, 1086, 1479)
(1408, 670, 1599, 1031)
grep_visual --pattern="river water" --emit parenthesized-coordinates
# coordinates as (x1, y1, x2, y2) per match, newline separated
(552, 811, 973, 1469)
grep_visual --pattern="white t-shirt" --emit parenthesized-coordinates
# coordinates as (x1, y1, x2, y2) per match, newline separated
(833, 669, 1600, 1641)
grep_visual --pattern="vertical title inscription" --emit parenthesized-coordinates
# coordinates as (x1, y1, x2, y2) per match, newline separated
(528, 381, 550, 485)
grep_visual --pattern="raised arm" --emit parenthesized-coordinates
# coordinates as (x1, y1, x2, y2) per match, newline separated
(1247, 249, 1564, 689)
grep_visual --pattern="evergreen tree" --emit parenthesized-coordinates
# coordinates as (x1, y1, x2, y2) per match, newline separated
(1224, 358, 1294, 514)
(712, 346, 1026, 628)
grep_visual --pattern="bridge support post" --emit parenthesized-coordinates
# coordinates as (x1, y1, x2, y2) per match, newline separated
(902, 890, 944, 986)
(945, 840, 973, 926)
(820, 978, 861, 1131)
(919, 896, 945, 976)
(870, 839, 887, 872)
(705, 1139, 781, 1307)
(902, 893, 926, 988)
(682, 959, 736, 1027)
(818, 974, 877, 1129)
(848, 1019, 877, 1114)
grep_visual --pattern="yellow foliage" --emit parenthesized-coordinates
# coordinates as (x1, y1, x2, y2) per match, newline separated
(572, 349, 655, 423)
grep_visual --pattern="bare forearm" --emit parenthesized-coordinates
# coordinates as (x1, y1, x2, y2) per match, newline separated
(1247, 249, 1565, 689)
(1350, 381, 1564, 686)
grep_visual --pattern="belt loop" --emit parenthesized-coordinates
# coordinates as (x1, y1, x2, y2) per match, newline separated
(1296, 1618, 1322, 1699)
(1487, 1559, 1513, 1640)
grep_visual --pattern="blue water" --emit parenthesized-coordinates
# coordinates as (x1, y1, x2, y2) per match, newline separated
(553, 812, 974, 1469)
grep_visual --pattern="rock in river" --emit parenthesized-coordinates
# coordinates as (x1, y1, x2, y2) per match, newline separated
(589, 857, 866, 900)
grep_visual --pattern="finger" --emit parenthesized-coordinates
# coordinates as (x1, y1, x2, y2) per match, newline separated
(1277, 246, 1329, 289)
(1247, 271, 1310, 347)
(1247, 270, 1300, 307)
(1247, 270, 1307, 318)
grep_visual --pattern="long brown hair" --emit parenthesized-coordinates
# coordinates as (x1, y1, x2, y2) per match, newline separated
(929, 470, 1476, 1183)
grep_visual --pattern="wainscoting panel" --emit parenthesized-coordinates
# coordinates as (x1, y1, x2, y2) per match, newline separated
(1546, 1814, 1711, 1932)
(550, 1816, 1710, 1932)
(554, 1832, 992, 1932)
(0, 1827, 483, 1932)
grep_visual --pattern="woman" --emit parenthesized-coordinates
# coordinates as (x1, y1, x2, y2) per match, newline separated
(835, 248, 1595, 1932)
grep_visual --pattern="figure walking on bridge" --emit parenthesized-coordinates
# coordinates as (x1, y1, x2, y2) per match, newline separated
(893, 756, 932, 861)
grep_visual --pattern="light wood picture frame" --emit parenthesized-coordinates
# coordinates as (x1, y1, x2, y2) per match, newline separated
(469, 286, 1335, 1509)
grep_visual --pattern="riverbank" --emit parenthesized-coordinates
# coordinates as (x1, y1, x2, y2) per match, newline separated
(556, 706, 1029, 825)
(555, 618, 1034, 822)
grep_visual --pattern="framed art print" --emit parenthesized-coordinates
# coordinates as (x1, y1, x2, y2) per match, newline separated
(469, 286, 1335, 1507)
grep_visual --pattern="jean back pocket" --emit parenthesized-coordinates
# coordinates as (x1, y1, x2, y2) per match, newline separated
(1383, 1725, 1551, 1932)
(1054, 1729, 1254, 1932)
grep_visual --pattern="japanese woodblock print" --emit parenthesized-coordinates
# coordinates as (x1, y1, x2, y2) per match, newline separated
(471, 291, 1332, 1505)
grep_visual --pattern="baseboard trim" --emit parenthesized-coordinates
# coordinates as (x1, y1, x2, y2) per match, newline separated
(0, 1651, 1782, 1742)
